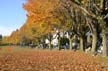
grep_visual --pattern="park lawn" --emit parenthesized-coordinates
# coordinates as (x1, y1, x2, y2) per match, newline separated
(0, 46, 35, 58)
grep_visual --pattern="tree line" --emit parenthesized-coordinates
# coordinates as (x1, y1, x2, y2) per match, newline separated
(1, 0, 108, 57)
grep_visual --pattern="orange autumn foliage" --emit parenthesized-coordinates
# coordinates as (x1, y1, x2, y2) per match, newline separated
(7, 0, 70, 45)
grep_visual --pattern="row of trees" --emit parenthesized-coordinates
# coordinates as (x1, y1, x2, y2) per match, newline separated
(2, 0, 108, 56)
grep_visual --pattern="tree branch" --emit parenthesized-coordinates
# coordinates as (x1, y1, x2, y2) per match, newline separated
(70, 0, 97, 19)
(104, 13, 108, 19)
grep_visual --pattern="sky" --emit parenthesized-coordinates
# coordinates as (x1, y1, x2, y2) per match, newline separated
(0, 0, 27, 36)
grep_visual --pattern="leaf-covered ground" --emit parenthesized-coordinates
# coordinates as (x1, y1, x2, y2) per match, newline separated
(0, 47, 108, 71)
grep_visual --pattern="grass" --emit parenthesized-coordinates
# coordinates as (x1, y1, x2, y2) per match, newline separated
(1, 46, 108, 60)
(0, 46, 35, 58)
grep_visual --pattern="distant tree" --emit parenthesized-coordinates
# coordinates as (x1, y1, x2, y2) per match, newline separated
(0, 35, 2, 40)
(1, 36, 10, 45)
(9, 29, 20, 45)
(0, 34, 2, 45)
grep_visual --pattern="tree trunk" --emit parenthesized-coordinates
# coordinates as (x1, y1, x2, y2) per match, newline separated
(49, 40, 51, 50)
(49, 41, 51, 50)
(102, 29, 107, 57)
(80, 37, 84, 51)
(91, 32, 97, 53)
(58, 37, 61, 50)
(69, 38, 72, 50)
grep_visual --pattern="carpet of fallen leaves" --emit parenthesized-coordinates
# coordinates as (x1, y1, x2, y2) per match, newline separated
(0, 48, 108, 71)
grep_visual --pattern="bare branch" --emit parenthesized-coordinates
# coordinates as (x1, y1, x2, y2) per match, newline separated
(93, 3, 101, 12)
(70, 0, 97, 19)
(104, 13, 108, 19)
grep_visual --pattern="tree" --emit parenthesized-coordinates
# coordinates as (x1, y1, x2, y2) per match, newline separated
(23, 0, 68, 49)
(2, 36, 10, 45)
(54, 0, 89, 51)
(9, 29, 20, 45)
(8, 0, 108, 56)
(70, 0, 108, 56)
(0, 35, 2, 45)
